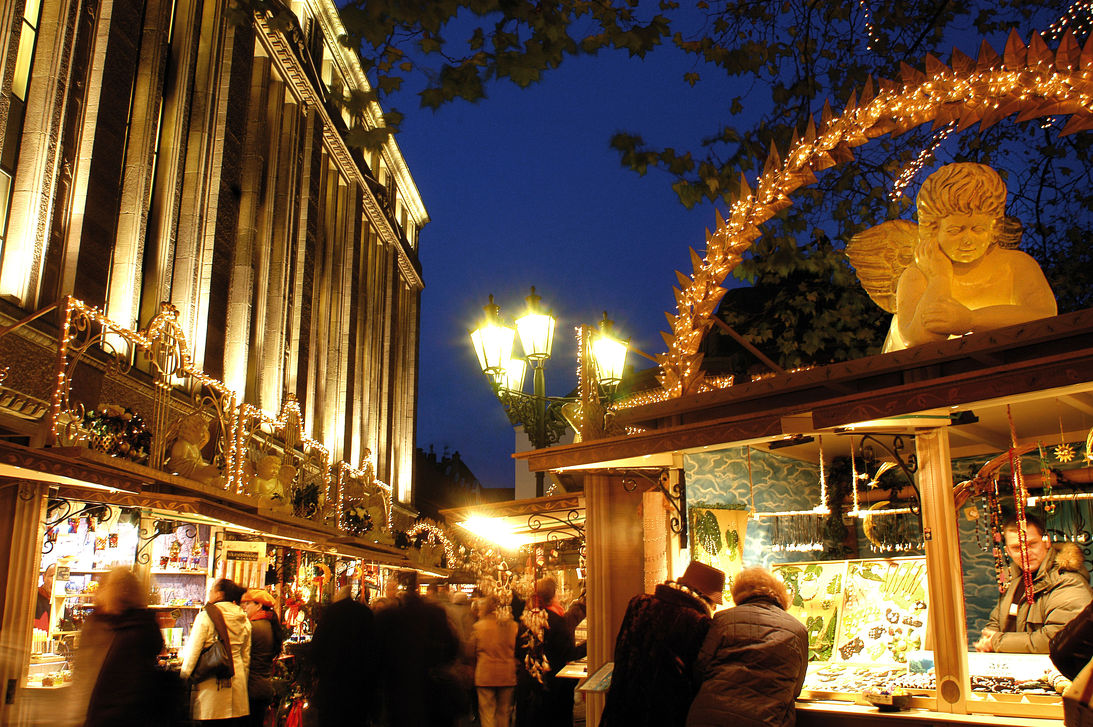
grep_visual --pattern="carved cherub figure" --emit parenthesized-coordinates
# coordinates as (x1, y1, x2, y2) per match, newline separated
(275, 461, 296, 512)
(253, 455, 284, 506)
(166, 413, 224, 486)
(847, 163, 1057, 352)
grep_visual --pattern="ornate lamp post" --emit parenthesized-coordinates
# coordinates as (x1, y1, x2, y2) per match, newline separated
(469, 287, 628, 496)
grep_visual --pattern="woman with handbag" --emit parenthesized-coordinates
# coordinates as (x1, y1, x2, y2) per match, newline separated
(181, 579, 252, 724)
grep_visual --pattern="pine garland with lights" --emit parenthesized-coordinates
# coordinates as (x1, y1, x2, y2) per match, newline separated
(81, 405, 152, 464)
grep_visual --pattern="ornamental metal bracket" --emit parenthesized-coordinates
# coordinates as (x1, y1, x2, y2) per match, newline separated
(857, 433, 922, 518)
(622, 468, 687, 541)
(496, 388, 572, 449)
(527, 509, 585, 544)
(136, 520, 195, 565)
(44, 498, 114, 529)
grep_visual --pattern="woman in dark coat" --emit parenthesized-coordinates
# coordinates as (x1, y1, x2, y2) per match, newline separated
(515, 577, 576, 727)
(687, 567, 808, 727)
(72, 567, 166, 727)
(242, 588, 284, 727)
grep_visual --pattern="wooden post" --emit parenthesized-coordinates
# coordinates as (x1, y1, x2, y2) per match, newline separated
(584, 472, 646, 727)
(916, 427, 969, 713)
(0, 482, 47, 725)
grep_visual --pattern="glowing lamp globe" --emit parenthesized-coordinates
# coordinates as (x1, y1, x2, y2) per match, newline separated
(591, 312, 628, 388)
(515, 286, 555, 361)
(470, 295, 515, 375)
(499, 358, 528, 392)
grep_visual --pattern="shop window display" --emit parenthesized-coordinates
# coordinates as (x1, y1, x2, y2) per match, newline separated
(684, 443, 1078, 712)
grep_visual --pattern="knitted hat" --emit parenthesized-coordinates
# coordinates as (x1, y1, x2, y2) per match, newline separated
(678, 561, 726, 604)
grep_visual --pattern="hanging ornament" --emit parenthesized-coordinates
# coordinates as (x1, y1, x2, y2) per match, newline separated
(1056, 403, 1077, 463)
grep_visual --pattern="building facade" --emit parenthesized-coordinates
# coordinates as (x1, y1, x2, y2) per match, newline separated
(0, 0, 426, 720)
(0, 0, 425, 499)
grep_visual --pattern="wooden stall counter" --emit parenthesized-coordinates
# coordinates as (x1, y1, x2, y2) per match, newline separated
(798, 700, 1062, 727)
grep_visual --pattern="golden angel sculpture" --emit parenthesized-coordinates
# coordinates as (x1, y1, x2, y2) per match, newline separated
(847, 163, 1057, 353)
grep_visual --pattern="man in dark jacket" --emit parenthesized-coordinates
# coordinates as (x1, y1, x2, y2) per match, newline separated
(600, 561, 725, 727)
(686, 567, 808, 727)
(310, 585, 375, 726)
(975, 514, 1091, 653)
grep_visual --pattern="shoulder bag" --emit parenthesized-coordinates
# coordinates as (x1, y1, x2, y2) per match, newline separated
(189, 603, 235, 684)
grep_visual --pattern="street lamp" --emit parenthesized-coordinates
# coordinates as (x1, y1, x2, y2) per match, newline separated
(469, 287, 629, 496)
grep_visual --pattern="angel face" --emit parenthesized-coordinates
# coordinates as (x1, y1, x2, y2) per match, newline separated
(937, 213, 995, 264)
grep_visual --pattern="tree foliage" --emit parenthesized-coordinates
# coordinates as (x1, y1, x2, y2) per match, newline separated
(268, 0, 1093, 368)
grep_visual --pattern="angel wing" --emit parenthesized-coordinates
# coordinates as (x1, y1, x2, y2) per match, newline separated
(845, 220, 918, 314)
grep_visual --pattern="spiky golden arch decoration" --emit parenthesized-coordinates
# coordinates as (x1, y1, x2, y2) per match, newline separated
(655, 29, 1093, 398)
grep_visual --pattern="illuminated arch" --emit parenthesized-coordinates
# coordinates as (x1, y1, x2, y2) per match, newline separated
(656, 30, 1093, 398)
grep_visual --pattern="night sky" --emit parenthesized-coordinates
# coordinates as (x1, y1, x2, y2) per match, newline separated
(393, 42, 738, 488)
(388, 15, 1066, 489)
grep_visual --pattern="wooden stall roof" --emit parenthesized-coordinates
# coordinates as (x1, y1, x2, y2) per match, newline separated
(0, 439, 412, 566)
(520, 307, 1093, 472)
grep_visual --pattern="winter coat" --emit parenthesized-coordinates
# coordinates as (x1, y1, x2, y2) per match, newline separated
(374, 592, 463, 727)
(515, 606, 576, 727)
(247, 616, 279, 702)
(310, 597, 375, 726)
(181, 601, 252, 720)
(471, 613, 519, 687)
(600, 582, 712, 727)
(75, 608, 166, 727)
(985, 542, 1092, 653)
(686, 597, 808, 727)
(1051, 598, 1093, 679)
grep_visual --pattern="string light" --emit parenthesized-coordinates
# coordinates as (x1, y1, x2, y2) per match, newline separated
(890, 121, 955, 202)
(45, 295, 395, 541)
(657, 33, 1093, 399)
(858, 0, 878, 52)
(405, 521, 457, 565)
(1048, 2, 1093, 41)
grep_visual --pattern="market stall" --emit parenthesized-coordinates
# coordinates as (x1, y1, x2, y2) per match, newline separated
(520, 307, 1093, 726)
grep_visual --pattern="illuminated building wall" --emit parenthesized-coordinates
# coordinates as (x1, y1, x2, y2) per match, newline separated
(0, 0, 425, 505)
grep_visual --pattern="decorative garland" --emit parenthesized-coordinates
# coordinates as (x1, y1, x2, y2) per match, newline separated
(654, 31, 1093, 397)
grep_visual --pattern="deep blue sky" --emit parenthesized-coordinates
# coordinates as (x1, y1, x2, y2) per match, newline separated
(391, 10, 1075, 489)
(394, 44, 737, 487)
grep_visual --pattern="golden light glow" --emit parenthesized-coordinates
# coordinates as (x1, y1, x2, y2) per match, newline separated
(499, 357, 527, 392)
(470, 295, 515, 375)
(457, 516, 531, 551)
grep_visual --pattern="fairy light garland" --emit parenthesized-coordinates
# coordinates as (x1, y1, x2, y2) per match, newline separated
(405, 521, 457, 565)
(44, 295, 396, 541)
(656, 32, 1093, 399)
(890, 121, 955, 202)
(857, 0, 878, 52)
(1049, 2, 1093, 40)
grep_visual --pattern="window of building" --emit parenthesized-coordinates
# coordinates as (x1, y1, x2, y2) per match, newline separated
(1, 0, 44, 258)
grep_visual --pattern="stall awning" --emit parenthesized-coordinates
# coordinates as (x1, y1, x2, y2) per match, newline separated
(0, 440, 413, 566)
(441, 492, 585, 548)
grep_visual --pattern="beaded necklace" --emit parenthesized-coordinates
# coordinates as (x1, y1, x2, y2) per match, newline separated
(1007, 405, 1035, 605)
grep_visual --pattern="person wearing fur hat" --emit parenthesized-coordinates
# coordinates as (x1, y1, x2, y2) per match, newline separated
(601, 560, 725, 727)
(686, 567, 808, 727)
(975, 513, 1092, 653)
(241, 589, 283, 727)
